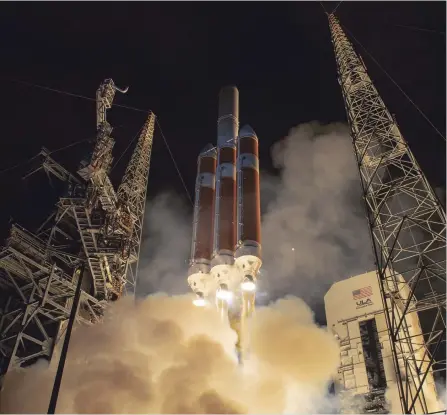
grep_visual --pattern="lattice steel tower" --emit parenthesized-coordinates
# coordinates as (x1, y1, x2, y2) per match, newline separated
(328, 14, 446, 414)
(0, 79, 155, 382)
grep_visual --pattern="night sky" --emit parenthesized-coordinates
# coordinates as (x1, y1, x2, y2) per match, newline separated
(0, 2, 445, 263)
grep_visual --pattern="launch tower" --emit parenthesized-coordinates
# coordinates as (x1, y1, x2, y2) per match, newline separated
(328, 14, 446, 414)
(0, 79, 155, 382)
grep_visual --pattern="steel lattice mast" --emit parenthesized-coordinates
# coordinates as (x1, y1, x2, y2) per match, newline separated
(116, 112, 156, 295)
(0, 79, 155, 387)
(328, 14, 446, 414)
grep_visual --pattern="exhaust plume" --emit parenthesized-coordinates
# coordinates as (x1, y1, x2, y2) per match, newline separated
(1, 295, 339, 414)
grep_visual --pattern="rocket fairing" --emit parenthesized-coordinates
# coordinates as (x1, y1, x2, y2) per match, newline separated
(211, 86, 239, 293)
(188, 145, 217, 301)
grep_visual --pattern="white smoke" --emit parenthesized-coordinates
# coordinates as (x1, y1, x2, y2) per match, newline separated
(136, 121, 373, 311)
(1, 295, 340, 414)
(137, 193, 191, 296)
(260, 122, 373, 314)
(0, 121, 377, 413)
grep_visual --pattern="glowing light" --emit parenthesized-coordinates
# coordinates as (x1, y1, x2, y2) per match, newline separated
(291, 247, 295, 251)
(241, 281, 256, 292)
(216, 289, 233, 301)
(193, 298, 206, 307)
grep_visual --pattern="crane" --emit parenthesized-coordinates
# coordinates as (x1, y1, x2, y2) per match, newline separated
(328, 13, 446, 414)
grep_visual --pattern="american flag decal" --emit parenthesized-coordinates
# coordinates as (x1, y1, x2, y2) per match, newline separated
(352, 286, 372, 300)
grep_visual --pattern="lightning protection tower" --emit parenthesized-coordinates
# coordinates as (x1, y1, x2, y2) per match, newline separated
(328, 13, 446, 414)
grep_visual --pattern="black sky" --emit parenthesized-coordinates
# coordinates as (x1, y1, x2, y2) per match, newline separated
(0, 2, 445, 246)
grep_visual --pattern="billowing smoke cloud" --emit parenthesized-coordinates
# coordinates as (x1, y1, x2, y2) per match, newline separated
(136, 122, 373, 313)
(1, 295, 340, 414)
(0, 121, 376, 413)
(260, 122, 373, 314)
(137, 193, 191, 296)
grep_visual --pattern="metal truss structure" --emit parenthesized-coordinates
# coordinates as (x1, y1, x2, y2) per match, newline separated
(329, 14, 446, 414)
(0, 79, 155, 381)
(116, 115, 155, 294)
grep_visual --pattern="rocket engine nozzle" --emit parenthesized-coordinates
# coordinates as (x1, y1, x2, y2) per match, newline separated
(216, 284, 233, 301)
(241, 275, 256, 292)
(193, 292, 207, 307)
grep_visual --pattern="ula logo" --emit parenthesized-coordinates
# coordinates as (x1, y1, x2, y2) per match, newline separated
(356, 298, 373, 309)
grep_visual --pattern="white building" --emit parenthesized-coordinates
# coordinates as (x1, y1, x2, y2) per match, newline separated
(324, 271, 440, 414)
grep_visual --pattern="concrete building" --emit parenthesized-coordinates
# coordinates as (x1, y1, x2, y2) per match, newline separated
(324, 271, 440, 414)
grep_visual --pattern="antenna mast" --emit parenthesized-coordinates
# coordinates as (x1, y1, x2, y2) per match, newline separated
(116, 112, 156, 295)
(0, 79, 155, 393)
(328, 14, 446, 414)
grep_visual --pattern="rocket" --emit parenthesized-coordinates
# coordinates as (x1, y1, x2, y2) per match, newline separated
(188, 86, 262, 364)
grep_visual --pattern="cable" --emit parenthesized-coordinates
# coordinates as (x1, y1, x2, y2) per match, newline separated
(111, 126, 144, 171)
(49, 137, 93, 155)
(2, 77, 150, 114)
(393, 23, 445, 36)
(0, 154, 40, 176)
(332, 1, 343, 15)
(155, 118, 193, 206)
(340, 22, 446, 142)
(319, 2, 328, 14)
(0, 136, 93, 176)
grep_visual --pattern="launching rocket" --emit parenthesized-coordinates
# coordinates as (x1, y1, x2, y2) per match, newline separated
(188, 86, 262, 364)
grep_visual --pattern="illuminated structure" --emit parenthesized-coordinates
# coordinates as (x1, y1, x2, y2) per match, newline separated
(328, 13, 446, 414)
(325, 271, 441, 414)
(188, 87, 262, 363)
(0, 79, 155, 380)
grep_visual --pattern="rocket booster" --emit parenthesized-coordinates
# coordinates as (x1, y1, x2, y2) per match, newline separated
(211, 86, 239, 292)
(235, 125, 262, 323)
(188, 145, 217, 303)
(235, 125, 262, 288)
(188, 85, 262, 364)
